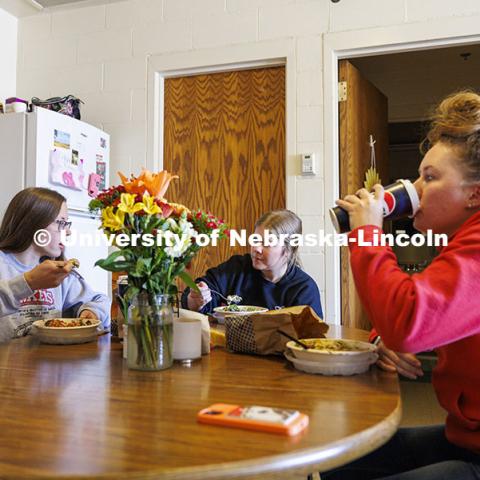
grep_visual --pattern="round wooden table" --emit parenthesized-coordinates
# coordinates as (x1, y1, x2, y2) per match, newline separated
(0, 326, 401, 479)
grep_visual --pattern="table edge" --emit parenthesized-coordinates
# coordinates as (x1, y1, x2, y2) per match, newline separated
(9, 397, 401, 480)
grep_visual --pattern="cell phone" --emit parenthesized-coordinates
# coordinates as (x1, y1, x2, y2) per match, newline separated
(197, 403, 309, 436)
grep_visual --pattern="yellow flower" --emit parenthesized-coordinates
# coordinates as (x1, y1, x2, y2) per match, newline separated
(102, 207, 125, 231)
(139, 194, 161, 215)
(117, 193, 143, 214)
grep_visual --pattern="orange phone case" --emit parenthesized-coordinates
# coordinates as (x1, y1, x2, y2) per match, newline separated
(197, 403, 309, 436)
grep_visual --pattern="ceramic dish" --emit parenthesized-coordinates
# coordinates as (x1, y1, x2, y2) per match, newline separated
(32, 318, 101, 345)
(213, 306, 268, 317)
(284, 349, 378, 376)
(286, 338, 378, 362)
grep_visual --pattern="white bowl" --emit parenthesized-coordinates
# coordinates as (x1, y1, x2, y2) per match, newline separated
(286, 338, 377, 362)
(213, 306, 268, 318)
(285, 338, 378, 376)
(32, 318, 101, 345)
(284, 350, 377, 376)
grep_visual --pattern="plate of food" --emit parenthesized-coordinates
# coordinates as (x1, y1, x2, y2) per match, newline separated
(213, 305, 268, 318)
(32, 318, 101, 345)
(284, 338, 378, 376)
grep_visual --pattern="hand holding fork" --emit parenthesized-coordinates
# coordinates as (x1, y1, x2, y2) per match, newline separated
(187, 282, 242, 311)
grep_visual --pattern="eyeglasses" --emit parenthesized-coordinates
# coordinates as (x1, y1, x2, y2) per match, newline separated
(55, 219, 72, 231)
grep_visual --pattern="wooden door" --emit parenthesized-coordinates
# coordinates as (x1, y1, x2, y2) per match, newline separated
(163, 66, 286, 281)
(338, 60, 389, 329)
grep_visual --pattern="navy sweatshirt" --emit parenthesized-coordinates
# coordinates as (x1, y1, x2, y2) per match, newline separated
(181, 254, 323, 318)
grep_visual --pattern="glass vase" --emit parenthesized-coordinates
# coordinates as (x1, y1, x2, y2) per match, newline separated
(127, 292, 174, 371)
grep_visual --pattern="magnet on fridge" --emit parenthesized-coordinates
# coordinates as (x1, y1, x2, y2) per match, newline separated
(96, 157, 106, 190)
(49, 149, 82, 191)
(88, 173, 102, 197)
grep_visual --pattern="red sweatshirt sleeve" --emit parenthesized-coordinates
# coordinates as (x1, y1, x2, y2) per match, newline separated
(348, 222, 480, 353)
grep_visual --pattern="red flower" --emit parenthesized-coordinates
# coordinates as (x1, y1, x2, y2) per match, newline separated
(206, 221, 217, 229)
(159, 202, 173, 218)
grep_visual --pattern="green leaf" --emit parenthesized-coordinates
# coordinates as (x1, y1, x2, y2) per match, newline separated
(135, 258, 145, 273)
(94, 250, 125, 269)
(117, 296, 129, 324)
(125, 286, 139, 302)
(96, 261, 130, 272)
(143, 258, 153, 270)
(178, 271, 200, 293)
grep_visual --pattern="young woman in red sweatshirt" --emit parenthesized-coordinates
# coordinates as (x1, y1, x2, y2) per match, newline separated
(324, 91, 480, 479)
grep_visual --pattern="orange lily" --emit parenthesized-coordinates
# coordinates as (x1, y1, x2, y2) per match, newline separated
(142, 170, 178, 200)
(118, 171, 147, 196)
(118, 169, 178, 201)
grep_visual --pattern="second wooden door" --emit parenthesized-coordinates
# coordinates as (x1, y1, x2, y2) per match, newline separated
(164, 66, 286, 280)
(338, 60, 389, 329)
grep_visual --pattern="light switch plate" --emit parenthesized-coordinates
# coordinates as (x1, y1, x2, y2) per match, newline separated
(301, 153, 316, 176)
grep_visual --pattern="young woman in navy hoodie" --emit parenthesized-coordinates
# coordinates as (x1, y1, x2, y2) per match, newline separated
(181, 209, 323, 318)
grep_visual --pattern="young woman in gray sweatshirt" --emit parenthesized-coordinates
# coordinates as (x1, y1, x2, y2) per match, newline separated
(0, 187, 110, 342)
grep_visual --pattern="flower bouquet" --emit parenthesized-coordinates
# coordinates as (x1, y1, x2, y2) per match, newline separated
(89, 169, 228, 370)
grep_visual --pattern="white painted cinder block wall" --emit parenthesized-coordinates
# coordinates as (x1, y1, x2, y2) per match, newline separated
(14, 0, 480, 320)
(0, 8, 17, 103)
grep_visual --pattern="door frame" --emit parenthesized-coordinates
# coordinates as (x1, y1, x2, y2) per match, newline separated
(323, 15, 480, 324)
(146, 39, 295, 208)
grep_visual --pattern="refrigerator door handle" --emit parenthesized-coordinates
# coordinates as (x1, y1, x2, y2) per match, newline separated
(69, 207, 98, 217)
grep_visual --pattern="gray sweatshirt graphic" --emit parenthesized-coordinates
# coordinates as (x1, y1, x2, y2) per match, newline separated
(0, 251, 110, 342)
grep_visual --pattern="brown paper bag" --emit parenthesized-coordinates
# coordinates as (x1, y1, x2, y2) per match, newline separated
(224, 305, 328, 355)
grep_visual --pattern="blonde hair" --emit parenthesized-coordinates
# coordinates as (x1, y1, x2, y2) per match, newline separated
(422, 90, 480, 182)
(254, 209, 302, 270)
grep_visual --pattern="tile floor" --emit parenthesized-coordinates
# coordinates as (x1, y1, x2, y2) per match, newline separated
(400, 379, 446, 426)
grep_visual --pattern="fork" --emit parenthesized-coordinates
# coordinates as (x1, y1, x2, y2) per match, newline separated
(207, 287, 242, 305)
(39, 256, 84, 280)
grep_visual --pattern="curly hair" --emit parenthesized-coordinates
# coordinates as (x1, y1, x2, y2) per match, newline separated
(422, 90, 480, 182)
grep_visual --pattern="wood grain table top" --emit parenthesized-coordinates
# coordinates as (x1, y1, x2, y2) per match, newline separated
(0, 325, 401, 480)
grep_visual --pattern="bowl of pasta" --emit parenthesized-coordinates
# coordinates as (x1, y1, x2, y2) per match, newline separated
(32, 318, 101, 345)
(285, 338, 378, 376)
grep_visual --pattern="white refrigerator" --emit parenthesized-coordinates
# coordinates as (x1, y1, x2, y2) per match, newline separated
(0, 107, 110, 296)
